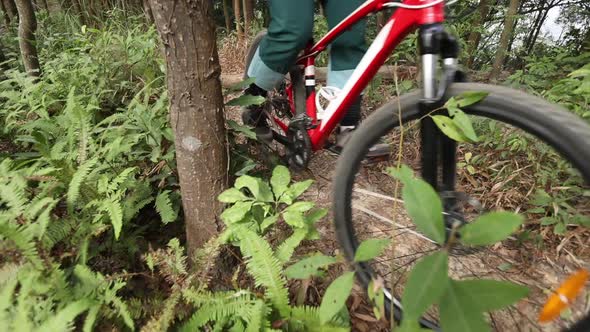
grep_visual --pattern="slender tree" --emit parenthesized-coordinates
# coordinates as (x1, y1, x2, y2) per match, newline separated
(3, 0, 18, 21)
(142, 0, 154, 25)
(222, 0, 231, 32)
(15, 0, 40, 77)
(233, 0, 243, 41)
(465, 0, 492, 69)
(243, 0, 253, 34)
(148, 0, 228, 252)
(489, 0, 520, 81)
(1, 0, 11, 27)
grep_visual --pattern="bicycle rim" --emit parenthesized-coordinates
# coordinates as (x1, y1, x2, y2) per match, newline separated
(333, 83, 590, 331)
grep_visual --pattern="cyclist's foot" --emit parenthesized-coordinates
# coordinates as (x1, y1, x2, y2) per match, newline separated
(328, 127, 392, 158)
(240, 84, 273, 143)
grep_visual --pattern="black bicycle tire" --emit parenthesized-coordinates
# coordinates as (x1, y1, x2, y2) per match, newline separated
(333, 82, 590, 329)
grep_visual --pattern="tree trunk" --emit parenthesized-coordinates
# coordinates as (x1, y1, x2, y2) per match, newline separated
(0, 40, 10, 74)
(525, 7, 550, 54)
(3, 0, 18, 21)
(142, 0, 154, 25)
(15, 0, 40, 77)
(222, 0, 231, 31)
(70, 0, 85, 25)
(233, 0, 243, 41)
(465, 0, 492, 69)
(1, 0, 11, 27)
(243, 0, 253, 34)
(376, 11, 386, 29)
(489, 0, 520, 81)
(148, 0, 228, 252)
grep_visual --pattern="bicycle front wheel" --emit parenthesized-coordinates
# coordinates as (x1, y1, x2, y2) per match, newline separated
(333, 83, 590, 331)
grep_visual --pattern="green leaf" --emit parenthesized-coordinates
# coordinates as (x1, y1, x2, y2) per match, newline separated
(227, 120, 257, 140)
(451, 109, 479, 142)
(226, 95, 266, 107)
(306, 208, 328, 224)
(227, 77, 256, 91)
(283, 210, 306, 228)
(432, 115, 471, 143)
(439, 280, 491, 332)
(459, 212, 523, 246)
(284, 201, 315, 213)
(554, 222, 567, 234)
(402, 251, 449, 318)
(260, 214, 279, 232)
(271, 165, 291, 198)
(156, 190, 177, 224)
(285, 254, 337, 279)
(220, 201, 253, 224)
(397, 320, 432, 332)
(67, 158, 98, 210)
(283, 179, 314, 203)
(319, 271, 355, 324)
(388, 165, 445, 244)
(354, 239, 390, 262)
(455, 91, 489, 107)
(235, 175, 274, 202)
(106, 199, 123, 239)
(218, 188, 249, 203)
(451, 279, 529, 312)
(275, 228, 308, 263)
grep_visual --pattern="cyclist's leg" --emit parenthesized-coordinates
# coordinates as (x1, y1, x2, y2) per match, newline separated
(246, 0, 314, 91)
(324, 0, 366, 128)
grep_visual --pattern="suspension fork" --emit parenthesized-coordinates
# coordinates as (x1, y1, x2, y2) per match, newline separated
(418, 24, 459, 200)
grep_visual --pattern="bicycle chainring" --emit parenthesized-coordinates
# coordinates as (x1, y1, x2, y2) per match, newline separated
(287, 123, 312, 171)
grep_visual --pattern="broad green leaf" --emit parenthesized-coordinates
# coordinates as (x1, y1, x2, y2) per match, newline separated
(388, 165, 445, 244)
(235, 175, 274, 202)
(284, 254, 337, 279)
(456, 91, 489, 107)
(220, 201, 253, 224)
(432, 115, 470, 143)
(260, 214, 279, 232)
(452, 109, 479, 142)
(554, 222, 567, 234)
(218, 187, 249, 203)
(226, 94, 266, 107)
(440, 280, 491, 332)
(459, 212, 523, 246)
(271, 165, 291, 198)
(283, 179, 314, 202)
(227, 77, 256, 91)
(227, 120, 257, 140)
(451, 279, 529, 311)
(284, 201, 315, 213)
(354, 239, 390, 262)
(319, 271, 355, 324)
(402, 251, 449, 318)
(283, 210, 306, 228)
(306, 208, 328, 224)
(397, 320, 432, 332)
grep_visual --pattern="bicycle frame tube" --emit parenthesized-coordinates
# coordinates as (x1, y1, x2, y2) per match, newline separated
(293, 0, 445, 150)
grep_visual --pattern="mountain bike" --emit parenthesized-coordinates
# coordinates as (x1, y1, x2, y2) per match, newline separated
(242, 0, 590, 330)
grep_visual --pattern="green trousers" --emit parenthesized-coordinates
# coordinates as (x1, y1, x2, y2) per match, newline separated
(247, 0, 367, 91)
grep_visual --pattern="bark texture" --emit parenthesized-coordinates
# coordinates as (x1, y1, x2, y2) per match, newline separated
(222, 0, 231, 31)
(148, 0, 228, 252)
(233, 0, 243, 40)
(243, 0, 253, 33)
(142, 0, 154, 25)
(3, 0, 18, 21)
(1, 0, 10, 27)
(465, 0, 492, 69)
(15, 0, 40, 77)
(489, 0, 520, 81)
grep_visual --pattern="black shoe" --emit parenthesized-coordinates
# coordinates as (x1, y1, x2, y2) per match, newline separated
(327, 127, 392, 158)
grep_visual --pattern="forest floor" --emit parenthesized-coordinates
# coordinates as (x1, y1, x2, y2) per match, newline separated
(218, 36, 590, 331)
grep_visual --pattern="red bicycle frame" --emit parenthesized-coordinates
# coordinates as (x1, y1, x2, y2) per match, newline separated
(273, 0, 445, 151)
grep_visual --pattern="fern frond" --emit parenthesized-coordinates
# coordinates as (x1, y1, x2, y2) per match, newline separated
(0, 263, 22, 287)
(0, 222, 42, 268)
(37, 300, 91, 332)
(289, 306, 349, 332)
(67, 157, 98, 209)
(141, 289, 181, 332)
(0, 176, 28, 218)
(155, 190, 176, 224)
(180, 289, 258, 332)
(103, 198, 123, 239)
(238, 229, 290, 316)
(275, 228, 307, 264)
(43, 218, 76, 248)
